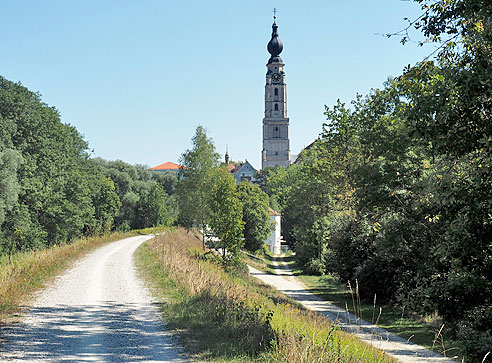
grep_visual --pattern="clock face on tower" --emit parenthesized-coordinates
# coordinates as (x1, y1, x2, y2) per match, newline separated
(272, 73, 281, 83)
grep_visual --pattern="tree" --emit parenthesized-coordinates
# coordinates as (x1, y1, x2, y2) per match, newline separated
(92, 176, 121, 234)
(391, 0, 492, 158)
(0, 76, 99, 247)
(152, 170, 178, 195)
(177, 126, 220, 248)
(209, 168, 244, 265)
(255, 166, 288, 213)
(236, 181, 273, 252)
(135, 183, 169, 228)
(0, 148, 22, 228)
(0, 75, 168, 255)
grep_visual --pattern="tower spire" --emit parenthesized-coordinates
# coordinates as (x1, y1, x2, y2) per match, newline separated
(225, 145, 230, 165)
(261, 12, 291, 169)
(267, 10, 283, 64)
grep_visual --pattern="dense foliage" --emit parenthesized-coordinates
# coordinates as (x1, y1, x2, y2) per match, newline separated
(177, 126, 273, 264)
(0, 77, 174, 255)
(209, 168, 244, 264)
(177, 126, 221, 249)
(262, 1, 492, 360)
(93, 159, 177, 231)
(237, 181, 273, 253)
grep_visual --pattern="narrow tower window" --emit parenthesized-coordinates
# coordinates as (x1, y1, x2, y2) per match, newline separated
(274, 88, 278, 96)
(274, 126, 280, 139)
(274, 103, 279, 111)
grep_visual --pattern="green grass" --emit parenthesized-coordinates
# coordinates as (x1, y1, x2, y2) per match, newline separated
(137, 249, 260, 362)
(242, 249, 301, 276)
(249, 252, 464, 360)
(136, 229, 397, 362)
(297, 274, 465, 358)
(242, 252, 277, 275)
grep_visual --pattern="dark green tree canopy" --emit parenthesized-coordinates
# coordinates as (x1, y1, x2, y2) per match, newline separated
(237, 181, 273, 253)
(0, 76, 171, 254)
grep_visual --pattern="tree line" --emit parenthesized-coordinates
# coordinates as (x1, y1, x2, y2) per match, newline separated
(260, 0, 491, 360)
(0, 77, 272, 269)
(0, 76, 176, 255)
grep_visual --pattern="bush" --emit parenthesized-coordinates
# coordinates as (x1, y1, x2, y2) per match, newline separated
(354, 253, 402, 303)
(456, 305, 492, 362)
(327, 217, 375, 282)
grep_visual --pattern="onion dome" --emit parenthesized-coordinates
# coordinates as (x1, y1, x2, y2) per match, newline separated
(267, 21, 283, 64)
(225, 150, 230, 165)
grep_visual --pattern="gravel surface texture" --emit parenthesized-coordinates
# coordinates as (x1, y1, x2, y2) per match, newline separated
(0, 235, 188, 362)
(249, 260, 455, 363)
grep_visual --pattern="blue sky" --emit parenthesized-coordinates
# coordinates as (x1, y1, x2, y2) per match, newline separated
(0, 1, 431, 168)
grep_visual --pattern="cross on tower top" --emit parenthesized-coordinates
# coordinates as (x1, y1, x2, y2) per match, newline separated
(273, 8, 277, 20)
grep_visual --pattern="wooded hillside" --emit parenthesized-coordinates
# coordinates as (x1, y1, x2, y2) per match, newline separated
(0, 77, 175, 255)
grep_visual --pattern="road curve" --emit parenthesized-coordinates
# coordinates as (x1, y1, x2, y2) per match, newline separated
(0, 235, 188, 362)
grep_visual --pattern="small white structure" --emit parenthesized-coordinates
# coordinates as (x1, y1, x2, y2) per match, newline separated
(266, 208, 281, 255)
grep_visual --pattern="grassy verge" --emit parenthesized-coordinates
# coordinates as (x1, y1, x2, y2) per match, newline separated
(242, 253, 276, 275)
(248, 252, 463, 360)
(136, 228, 396, 362)
(296, 273, 464, 359)
(0, 226, 166, 322)
(244, 251, 301, 275)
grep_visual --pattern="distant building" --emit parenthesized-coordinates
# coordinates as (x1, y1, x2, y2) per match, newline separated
(150, 161, 182, 174)
(231, 160, 258, 183)
(224, 151, 258, 183)
(261, 15, 291, 169)
(266, 208, 281, 254)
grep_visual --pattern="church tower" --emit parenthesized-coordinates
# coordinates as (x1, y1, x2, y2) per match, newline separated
(262, 13, 291, 169)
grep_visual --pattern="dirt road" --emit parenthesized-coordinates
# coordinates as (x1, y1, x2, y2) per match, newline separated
(0, 235, 187, 362)
(249, 261, 455, 363)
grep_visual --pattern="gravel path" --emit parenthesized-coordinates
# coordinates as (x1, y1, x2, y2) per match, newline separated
(0, 235, 188, 362)
(249, 260, 455, 363)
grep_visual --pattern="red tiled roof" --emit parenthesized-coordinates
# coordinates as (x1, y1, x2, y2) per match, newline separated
(269, 207, 280, 216)
(151, 162, 182, 170)
(226, 162, 244, 174)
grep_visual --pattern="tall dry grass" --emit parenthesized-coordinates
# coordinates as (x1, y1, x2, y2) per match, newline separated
(141, 228, 395, 362)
